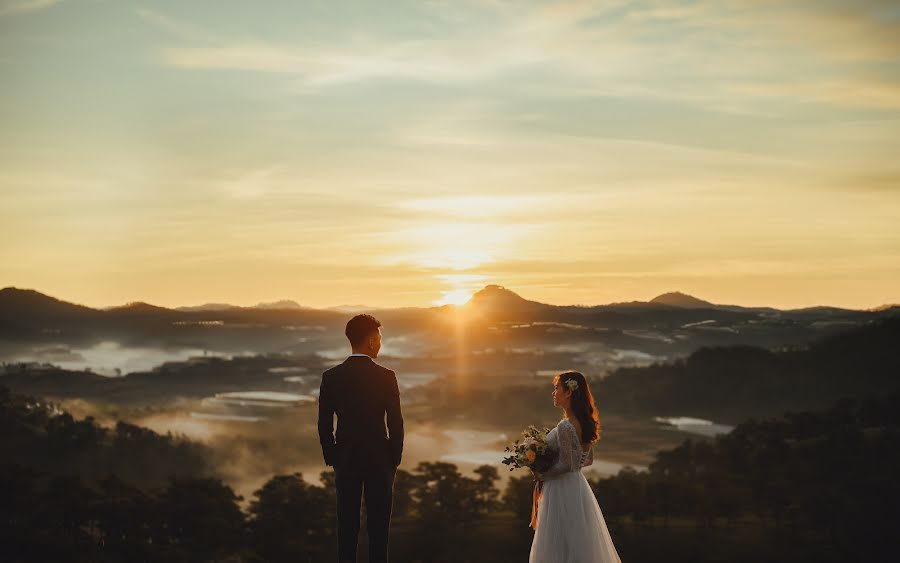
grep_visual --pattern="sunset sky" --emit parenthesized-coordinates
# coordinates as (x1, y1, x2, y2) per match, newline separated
(2, 0, 899, 310)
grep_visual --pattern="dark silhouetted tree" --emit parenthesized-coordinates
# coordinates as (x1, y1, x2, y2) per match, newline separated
(156, 475, 246, 562)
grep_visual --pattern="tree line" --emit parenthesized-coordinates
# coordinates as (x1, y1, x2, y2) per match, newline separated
(597, 316, 900, 422)
(423, 317, 900, 430)
(3, 382, 898, 562)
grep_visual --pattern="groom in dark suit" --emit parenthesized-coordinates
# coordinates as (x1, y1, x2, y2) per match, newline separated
(318, 314, 404, 563)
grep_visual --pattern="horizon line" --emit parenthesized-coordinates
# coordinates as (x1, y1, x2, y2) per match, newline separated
(2, 285, 897, 314)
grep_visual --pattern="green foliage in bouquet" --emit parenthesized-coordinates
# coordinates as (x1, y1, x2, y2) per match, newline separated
(502, 425, 556, 473)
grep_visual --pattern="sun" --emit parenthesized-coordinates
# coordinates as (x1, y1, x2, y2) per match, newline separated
(434, 289, 474, 306)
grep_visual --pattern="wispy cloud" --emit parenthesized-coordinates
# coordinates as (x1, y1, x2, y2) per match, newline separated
(0, 0, 60, 17)
(134, 7, 217, 43)
(397, 195, 549, 219)
(137, 1, 900, 110)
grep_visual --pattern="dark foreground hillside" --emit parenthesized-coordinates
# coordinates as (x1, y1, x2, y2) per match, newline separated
(2, 384, 898, 563)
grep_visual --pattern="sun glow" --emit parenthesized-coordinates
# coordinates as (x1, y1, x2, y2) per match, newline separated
(390, 222, 527, 271)
(399, 195, 545, 219)
(434, 289, 474, 306)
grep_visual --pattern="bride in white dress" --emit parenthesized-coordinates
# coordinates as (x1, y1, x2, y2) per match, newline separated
(529, 371, 623, 563)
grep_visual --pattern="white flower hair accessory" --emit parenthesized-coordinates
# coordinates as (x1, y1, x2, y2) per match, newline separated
(565, 379, 579, 392)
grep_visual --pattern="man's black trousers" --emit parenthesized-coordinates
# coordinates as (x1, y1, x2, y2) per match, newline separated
(334, 460, 395, 563)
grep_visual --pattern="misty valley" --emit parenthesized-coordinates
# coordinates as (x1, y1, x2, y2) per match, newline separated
(1, 285, 898, 562)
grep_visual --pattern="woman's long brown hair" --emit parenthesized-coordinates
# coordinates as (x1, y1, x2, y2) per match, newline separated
(554, 371, 601, 444)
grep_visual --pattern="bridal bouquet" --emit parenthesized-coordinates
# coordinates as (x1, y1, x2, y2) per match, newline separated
(502, 425, 556, 473)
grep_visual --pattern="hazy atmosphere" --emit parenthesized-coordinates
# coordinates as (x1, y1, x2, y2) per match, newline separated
(2, 0, 899, 310)
(2, 2, 899, 562)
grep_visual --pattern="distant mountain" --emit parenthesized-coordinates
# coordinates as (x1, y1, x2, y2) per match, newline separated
(176, 300, 307, 312)
(0, 287, 104, 341)
(328, 305, 377, 314)
(779, 306, 872, 323)
(175, 303, 238, 312)
(0, 288, 343, 351)
(5, 285, 894, 318)
(3, 286, 897, 358)
(0, 287, 99, 319)
(871, 304, 900, 312)
(464, 285, 547, 314)
(601, 299, 677, 310)
(650, 292, 716, 309)
(105, 302, 178, 315)
(252, 300, 306, 310)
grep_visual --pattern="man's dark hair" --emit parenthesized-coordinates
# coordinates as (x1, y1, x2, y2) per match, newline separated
(345, 314, 382, 348)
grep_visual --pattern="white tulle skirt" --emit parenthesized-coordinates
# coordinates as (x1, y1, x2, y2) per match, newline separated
(529, 471, 624, 563)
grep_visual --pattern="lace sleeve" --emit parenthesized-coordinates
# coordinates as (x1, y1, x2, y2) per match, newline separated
(540, 422, 579, 480)
(582, 445, 594, 468)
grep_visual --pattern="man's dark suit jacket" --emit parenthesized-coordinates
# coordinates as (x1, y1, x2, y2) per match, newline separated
(318, 355, 404, 469)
